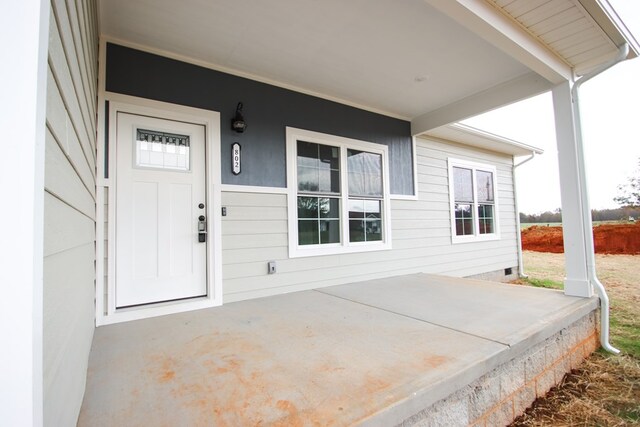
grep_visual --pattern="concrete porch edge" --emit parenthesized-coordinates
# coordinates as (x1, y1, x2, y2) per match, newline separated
(362, 294, 599, 426)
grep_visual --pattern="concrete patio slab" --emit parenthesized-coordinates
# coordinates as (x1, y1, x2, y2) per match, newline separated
(79, 274, 598, 426)
(318, 274, 596, 349)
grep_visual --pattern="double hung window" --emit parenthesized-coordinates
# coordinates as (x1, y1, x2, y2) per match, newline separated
(296, 141, 341, 245)
(287, 128, 391, 257)
(448, 159, 499, 242)
(347, 149, 383, 243)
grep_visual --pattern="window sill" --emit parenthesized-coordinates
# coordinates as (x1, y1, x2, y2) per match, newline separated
(289, 241, 392, 258)
(451, 233, 501, 244)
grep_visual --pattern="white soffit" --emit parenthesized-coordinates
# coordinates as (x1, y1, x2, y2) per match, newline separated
(486, 0, 638, 76)
(424, 123, 544, 156)
(99, 0, 532, 120)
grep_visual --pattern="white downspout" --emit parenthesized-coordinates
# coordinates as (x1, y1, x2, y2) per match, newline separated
(570, 43, 629, 354)
(513, 152, 536, 278)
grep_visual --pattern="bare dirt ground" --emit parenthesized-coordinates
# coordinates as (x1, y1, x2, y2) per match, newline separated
(510, 251, 640, 426)
(522, 222, 640, 254)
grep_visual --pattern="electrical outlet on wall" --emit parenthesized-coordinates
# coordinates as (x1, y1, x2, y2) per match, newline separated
(268, 261, 276, 274)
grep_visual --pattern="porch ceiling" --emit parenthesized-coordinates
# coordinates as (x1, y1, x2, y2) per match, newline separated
(99, 0, 633, 130)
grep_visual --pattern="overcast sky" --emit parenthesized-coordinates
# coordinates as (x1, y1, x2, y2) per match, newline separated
(462, 0, 640, 214)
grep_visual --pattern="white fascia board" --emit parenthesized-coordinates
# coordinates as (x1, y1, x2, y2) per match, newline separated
(425, 123, 544, 157)
(411, 71, 552, 135)
(424, 0, 573, 84)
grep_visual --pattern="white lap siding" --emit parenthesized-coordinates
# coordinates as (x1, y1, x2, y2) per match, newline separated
(44, 0, 98, 425)
(221, 136, 518, 302)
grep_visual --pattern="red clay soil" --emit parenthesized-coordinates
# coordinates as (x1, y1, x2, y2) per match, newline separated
(521, 222, 640, 254)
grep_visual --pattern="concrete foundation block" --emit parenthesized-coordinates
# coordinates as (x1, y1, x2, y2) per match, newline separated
(499, 360, 525, 399)
(401, 389, 470, 427)
(569, 314, 590, 347)
(426, 398, 469, 427)
(569, 347, 585, 370)
(553, 356, 571, 384)
(535, 368, 556, 398)
(467, 373, 501, 421)
(524, 348, 546, 383)
(565, 323, 579, 349)
(513, 384, 536, 416)
(584, 333, 599, 355)
(485, 399, 514, 427)
(546, 332, 566, 363)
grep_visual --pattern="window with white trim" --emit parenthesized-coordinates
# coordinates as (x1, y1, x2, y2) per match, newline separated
(287, 127, 391, 257)
(448, 159, 499, 242)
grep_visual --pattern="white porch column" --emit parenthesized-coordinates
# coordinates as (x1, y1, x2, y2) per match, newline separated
(0, 1, 50, 425)
(551, 81, 592, 298)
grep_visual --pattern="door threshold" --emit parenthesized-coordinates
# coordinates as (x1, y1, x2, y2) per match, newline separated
(98, 294, 221, 326)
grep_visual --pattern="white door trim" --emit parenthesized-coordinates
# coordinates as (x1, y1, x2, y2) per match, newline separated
(96, 93, 222, 325)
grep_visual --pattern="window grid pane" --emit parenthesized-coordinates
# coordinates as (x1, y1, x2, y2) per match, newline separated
(298, 196, 340, 245)
(349, 199, 382, 242)
(135, 129, 190, 171)
(347, 149, 382, 197)
(476, 170, 494, 203)
(455, 203, 474, 236)
(478, 204, 494, 234)
(297, 140, 340, 194)
(453, 167, 473, 202)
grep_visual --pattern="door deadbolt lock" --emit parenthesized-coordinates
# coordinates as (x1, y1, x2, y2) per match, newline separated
(198, 215, 207, 243)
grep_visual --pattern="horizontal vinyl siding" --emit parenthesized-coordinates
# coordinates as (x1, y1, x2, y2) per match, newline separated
(44, 0, 98, 425)
(221, 136, 519, 301)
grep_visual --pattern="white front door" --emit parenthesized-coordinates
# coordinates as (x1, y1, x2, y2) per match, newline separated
(115, 112, 208, 308)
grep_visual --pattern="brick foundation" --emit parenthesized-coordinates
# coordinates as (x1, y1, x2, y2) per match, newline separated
(398, 310, 599, 426)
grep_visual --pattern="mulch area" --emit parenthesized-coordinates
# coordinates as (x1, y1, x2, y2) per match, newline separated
(510, 353, 640, 426)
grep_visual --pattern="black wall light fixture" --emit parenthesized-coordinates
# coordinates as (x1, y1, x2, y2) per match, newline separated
(231, 102, 246, 133)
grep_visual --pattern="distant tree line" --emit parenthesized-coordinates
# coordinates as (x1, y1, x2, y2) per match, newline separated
(520, 207, 640, 224)
(614, 158, 640, 208)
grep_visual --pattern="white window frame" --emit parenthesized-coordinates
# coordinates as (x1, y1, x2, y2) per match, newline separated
(286, 127, 392, 258)
(447, 158, 500, 244)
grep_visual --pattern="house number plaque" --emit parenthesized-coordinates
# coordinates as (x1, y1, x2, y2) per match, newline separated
(232, 143, 241, 175)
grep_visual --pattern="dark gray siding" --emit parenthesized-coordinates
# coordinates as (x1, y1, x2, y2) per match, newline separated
(106, 43, 414, 195)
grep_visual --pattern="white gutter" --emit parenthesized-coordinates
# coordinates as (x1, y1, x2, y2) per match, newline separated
(513, 153, 536, 278)
(570, 43, 629, 354)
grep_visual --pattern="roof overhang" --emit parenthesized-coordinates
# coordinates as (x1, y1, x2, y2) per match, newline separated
(579, 0, 640, 63)
(423, 123, 544, 157)
(98, 0, 637, 135)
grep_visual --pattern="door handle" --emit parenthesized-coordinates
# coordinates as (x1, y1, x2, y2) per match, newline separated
(198, 215, 207, 243)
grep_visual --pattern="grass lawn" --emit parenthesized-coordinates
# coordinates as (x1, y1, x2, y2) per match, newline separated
(510, 251, 640, 426)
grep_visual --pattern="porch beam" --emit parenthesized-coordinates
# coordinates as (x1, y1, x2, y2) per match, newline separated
(411, 72, 552, 135)
(424, 0, 572, 84)
(551, 81, 592, 297)
(0, 0, 50, 425)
